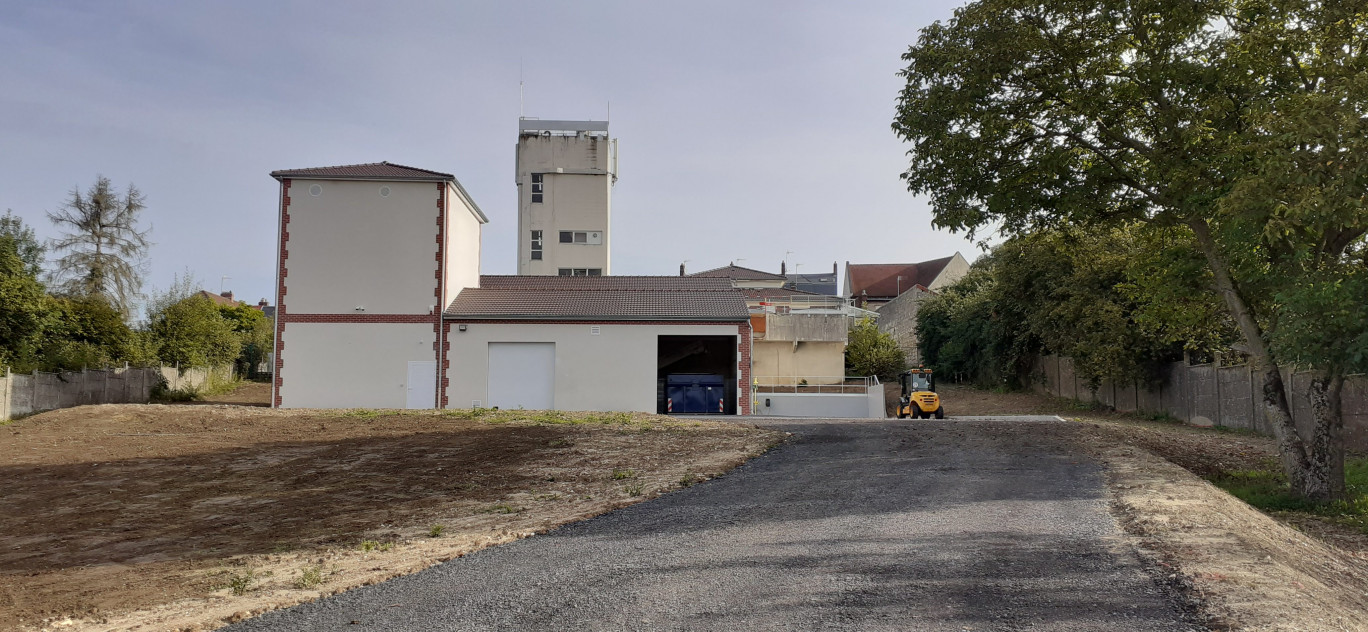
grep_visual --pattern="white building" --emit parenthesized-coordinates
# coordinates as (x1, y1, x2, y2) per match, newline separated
(270, 161, 752, 414)
(269, 162, 487, 409)
(515, 119, 618, 276)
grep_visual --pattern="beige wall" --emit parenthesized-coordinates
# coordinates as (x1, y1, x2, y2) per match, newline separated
(928, 252, 971, 290)
(751, 340, 846, 385)
(279, 323, 435, 408)
(445, 182, 483, 303)
(446, 322, 739, 412)
(875, 286, 932, 365)
(286, 180, 440, 315)
(516, 133, 614, 275)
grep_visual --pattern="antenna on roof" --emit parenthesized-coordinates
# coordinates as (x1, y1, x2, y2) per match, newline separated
(519, 58, 525, 119)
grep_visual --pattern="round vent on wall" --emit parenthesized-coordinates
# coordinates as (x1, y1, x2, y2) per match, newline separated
(309, 184, 322, 197)
(379, 186, 391, 198)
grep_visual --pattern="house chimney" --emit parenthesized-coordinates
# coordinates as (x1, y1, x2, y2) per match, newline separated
(833, 261, 837, 274)
(780, 261, 787, 275)
(258, 298, 268, 310)
(221, 290, 233, 300)
(679, 263, 686, 276)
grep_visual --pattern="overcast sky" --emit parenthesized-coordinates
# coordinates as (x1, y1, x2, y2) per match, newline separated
(0, 0, 979, 306)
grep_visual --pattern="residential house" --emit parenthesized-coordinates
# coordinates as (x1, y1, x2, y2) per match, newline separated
(844, 254, 971, 365)
(689, 263, 875, 386)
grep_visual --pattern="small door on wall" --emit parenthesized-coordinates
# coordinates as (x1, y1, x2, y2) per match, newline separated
(405, 360, 437, 409)
(487, 342, 554, 410)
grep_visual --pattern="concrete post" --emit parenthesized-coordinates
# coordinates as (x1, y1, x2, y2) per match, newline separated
(3, 367, 9, 422)
(1214, 353, 1223, 427)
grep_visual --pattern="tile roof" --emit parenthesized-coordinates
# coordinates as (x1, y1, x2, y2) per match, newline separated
(688, 264, 788, 281)
(846, 256, 955, 300)
(194, 290, 242, 307)
(445, 276, 748, 321)
(740, 287, 825, 300)
(270, 161, 455, 181)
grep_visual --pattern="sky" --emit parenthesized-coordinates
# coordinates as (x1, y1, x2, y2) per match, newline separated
(0, 0, 981, 307)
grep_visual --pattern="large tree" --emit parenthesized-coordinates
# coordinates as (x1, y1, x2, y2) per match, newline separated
(894, 0, 1367, 500)
(0, 210, 45, 277)
(0, 236, 50, 371)
(47, 176, 151, 317)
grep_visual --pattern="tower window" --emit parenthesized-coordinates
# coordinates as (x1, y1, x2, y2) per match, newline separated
(530, 230, 543, 260)
(558, 268, 603, 276)
(558, 231, 603, 245)
(530, 173, 543, 204)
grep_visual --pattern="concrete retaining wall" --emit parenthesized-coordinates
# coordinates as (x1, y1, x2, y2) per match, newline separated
(1031, 355, 1368, 451)
(755, 388, 885, 418)
(1, 365, 233, 421)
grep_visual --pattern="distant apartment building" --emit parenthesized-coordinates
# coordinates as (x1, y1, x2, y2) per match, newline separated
(515, 119, 618, 276)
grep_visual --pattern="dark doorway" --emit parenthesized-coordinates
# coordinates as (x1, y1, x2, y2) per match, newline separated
(657, 335, 738, 414)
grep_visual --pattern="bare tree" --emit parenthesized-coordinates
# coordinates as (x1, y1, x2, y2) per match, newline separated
(47, 176, 151, 317)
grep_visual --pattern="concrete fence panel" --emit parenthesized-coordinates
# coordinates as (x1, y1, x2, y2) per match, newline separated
(1035, 355, 1368, 452)
(0, 365, 233, 421)
(1218, 365, 1256, 431)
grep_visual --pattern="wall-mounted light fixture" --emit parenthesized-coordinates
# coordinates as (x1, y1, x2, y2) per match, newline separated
(458, 324, 468, 332)
(354, 306, 365, 312)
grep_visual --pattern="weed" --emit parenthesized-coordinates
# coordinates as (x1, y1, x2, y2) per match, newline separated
(679, 473, 699, 488)
(611, 467, 637, 480)
(342, 409, 381, 419)
(477, 503, 521, 515)
(358, 539, 393, 552)
(624, 481, 645, 497)
(1212, 457, 1368, 534)
(428, 524, 445, 538)
(226, 569, 254, 596)
(293, 565, 323, 589)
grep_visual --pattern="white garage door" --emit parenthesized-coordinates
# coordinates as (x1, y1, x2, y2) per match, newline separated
(487, 342, 555, 410)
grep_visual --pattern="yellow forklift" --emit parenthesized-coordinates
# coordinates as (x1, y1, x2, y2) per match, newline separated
(896, 367, 944, 419)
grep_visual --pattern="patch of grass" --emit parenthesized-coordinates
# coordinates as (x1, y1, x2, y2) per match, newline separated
(534, 493, 560, 501)
(679, 472, 699, 488)
(428, 524, 445, 538)
(293, 565, 323, 589)
(624, 481, 645, 497)
(358, 539, 393, 552)
(611, 467, 637, 480)
(1213, 457, 1368, 534)
(341, 409, 382, 419)
(226, 569, 255, 596)
(477, 503, 522, 515)
(445, 408, 651, 428)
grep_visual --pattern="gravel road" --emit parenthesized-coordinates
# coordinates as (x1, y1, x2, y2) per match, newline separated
(231, 417, 1199, 631)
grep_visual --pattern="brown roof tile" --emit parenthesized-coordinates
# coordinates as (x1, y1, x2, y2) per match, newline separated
(846, 256, 954, 300)
(270, 161, 455, 181)
(688, 265, 788, 281)
(445, 276, 748, 321)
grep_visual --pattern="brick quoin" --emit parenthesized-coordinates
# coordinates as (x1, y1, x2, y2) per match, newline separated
(433, 183, 447, 408)
(273, 179, 292, 408)
(738, 321, 752, 415)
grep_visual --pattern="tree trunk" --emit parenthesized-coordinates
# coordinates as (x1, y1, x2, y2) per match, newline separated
(1304, 374, 1347, 501)
(1187, 219, 1330, 499)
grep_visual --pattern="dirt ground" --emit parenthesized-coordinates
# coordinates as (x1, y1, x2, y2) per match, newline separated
(0, 398, 782, 631)
(942, 383, 1368, 631)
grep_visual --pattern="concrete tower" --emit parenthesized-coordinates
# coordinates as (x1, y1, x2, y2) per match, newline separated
(515, 119, 618, 275)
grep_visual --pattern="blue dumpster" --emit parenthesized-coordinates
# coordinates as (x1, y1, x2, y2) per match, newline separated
(665, 374, 726, 414)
